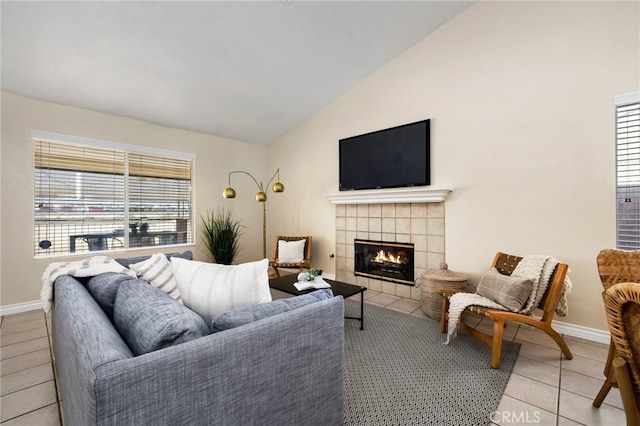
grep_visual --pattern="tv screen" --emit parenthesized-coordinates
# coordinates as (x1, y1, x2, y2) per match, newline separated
(339, 119, 430, 191)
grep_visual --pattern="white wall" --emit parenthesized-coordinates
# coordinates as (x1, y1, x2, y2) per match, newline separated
(268, 1, 640, 331)
(1, 92, 268, 306)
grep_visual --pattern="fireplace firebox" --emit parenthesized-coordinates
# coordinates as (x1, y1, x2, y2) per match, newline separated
(354, 239, 415, 285)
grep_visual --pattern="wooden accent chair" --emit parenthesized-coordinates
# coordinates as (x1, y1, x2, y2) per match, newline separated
(437, 252, 573, 369)
(593, 249, 640, 408)
(269, 236, 312, 278)
(603, 282, 640, 425)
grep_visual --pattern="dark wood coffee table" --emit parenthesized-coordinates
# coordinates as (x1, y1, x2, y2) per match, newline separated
(269, 274, 367, 330)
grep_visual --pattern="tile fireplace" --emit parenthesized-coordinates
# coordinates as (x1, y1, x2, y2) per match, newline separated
(333, 204, 446, 300)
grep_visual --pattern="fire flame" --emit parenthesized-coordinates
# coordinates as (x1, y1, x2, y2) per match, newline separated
(373, 249, 403, 264)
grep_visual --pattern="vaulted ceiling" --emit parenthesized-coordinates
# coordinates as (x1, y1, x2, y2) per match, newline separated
(1, 1, 473, 145)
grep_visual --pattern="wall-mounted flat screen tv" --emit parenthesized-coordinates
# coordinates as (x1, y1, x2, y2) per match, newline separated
(339, 119, 430, 191)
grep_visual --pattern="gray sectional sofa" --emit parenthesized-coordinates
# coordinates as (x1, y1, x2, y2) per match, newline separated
(51, 260, 345, 425)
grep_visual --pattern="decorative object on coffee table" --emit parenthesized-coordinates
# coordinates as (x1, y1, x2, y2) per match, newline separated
(297, 267, 322, 282)
(416, 262, 468, 320)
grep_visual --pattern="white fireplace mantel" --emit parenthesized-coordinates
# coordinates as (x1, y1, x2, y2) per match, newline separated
(325, 187, 451, 204)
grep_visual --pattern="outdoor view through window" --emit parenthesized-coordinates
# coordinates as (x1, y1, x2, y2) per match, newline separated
(33, 135, 193, 256)
(616, 98, 640, 251)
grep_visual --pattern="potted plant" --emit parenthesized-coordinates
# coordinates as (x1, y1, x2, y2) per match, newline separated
(200, 208, 244, 265)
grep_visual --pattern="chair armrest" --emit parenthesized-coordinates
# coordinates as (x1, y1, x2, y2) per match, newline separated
(436, 288, 468, 297)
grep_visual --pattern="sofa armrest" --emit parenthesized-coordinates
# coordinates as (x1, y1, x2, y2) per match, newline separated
(52, 275, 134, 426)
(93, 296, 345, 426)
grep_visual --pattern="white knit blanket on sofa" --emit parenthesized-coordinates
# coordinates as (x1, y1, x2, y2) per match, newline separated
(445, 255, 572, 344)
(41, 256, 136, 313)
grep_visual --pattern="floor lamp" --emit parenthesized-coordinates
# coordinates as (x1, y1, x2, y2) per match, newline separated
(223, 169, 284, 259)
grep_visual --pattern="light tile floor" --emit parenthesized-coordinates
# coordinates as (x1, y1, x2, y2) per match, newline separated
(0, 291, 626, 425)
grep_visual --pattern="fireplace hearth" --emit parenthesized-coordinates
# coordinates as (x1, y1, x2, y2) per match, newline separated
(354, 239, 415, 285)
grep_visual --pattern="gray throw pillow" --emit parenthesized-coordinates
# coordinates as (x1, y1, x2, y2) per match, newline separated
(114, 279, 209, 356)
(476, 268, 533, 312)
(86, 272, 136, 320)
(210, 289, 333, 333)
(114, 250, 193, 268)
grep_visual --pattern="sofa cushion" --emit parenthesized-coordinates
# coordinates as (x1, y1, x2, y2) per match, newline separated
(128, 252, 182, 303)
(171, 257, 272, 324)
(277, 239, 305, 263)
(86, 272, 136, 320)
(114, 250, 193, 268)
(113, 279, 209, 356)
(476, 268, 533, 312)
(211, 289, 332, 333)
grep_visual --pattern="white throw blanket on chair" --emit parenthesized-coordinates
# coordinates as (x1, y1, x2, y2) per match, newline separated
(444, 293, 504, 344)
(41, 256, 136, 313)
(445, 255, 571, 344)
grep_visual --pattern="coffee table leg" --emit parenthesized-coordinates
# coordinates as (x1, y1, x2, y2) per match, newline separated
(360, 291, 364, 330)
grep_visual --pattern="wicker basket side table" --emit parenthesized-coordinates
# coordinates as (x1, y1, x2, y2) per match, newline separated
(416, 262, 468, 320)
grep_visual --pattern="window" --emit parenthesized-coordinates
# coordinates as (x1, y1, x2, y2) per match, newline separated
(33, 132, 194, 257)
(615, 92, 640, 250)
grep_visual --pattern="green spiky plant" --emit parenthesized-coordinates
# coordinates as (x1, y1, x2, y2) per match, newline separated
(200, 208, 244, 265)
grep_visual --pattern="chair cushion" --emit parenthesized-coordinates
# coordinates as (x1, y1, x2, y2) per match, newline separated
(211, 289, 332, 333)
(128, 252, 182, 303)
(476, 268, 533, 312)
(170, 257, 272, 324)
(113, 279, 209, 356)
(277, 239, 305, 263)
(86, 272, 137, 320)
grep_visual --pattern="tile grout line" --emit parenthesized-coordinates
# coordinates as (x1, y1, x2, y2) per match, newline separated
(556, 337, 563, 426)
(2, 400, 61, 424)
(44, 314, 64, 426)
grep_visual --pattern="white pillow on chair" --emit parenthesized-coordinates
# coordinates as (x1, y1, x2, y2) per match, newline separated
(277, 239, 306, 263)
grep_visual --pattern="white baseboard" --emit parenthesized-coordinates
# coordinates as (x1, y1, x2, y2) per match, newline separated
(0, 300, 45, 317)
(552, 319, 611, 345)
(0, 297, 612, 345)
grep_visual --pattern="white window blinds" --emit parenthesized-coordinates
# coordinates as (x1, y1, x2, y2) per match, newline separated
(615, 93, 640, 250)
(34, 136, 194, 256)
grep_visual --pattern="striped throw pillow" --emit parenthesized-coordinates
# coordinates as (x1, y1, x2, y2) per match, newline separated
(129, 252, 182, 303)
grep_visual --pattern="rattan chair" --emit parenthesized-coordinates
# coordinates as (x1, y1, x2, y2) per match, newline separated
(593, 249, 640, 408)
(437, 252, 573, 369)
(603, 282, 640, 425)
(269, 236, 312, 278)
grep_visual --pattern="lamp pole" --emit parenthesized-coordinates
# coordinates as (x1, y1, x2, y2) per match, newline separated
(223, 169, 284, 259)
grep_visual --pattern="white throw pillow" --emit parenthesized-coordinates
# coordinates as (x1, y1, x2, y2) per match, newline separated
(277, 239, 305, 263)
(170, 257, 272, 323)
(129, 252, 183, 303)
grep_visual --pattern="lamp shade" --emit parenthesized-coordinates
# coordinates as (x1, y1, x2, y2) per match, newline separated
(223, 187, 236, 198)
(255, 191, 267, 202)
(272, 181, 285, 193)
